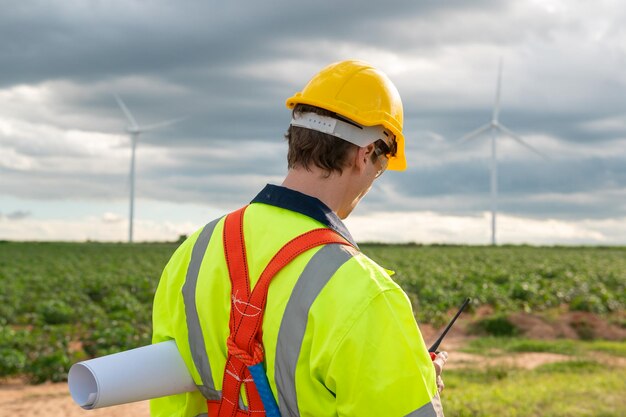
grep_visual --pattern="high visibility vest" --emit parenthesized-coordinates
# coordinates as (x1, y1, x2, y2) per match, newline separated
(151, 203, 442, 417)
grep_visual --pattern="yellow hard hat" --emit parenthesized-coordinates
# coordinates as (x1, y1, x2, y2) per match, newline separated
(286, 60, 406, 170)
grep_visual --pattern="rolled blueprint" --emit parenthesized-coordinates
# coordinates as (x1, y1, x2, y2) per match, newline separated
(68, 340, 197, 409)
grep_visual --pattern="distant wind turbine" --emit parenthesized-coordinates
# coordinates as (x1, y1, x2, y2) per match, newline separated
(456, 59, 548, 246)
(114, 94, 186, 243)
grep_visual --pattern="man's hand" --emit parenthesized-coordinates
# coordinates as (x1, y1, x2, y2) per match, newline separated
(432, 351, 448, 394)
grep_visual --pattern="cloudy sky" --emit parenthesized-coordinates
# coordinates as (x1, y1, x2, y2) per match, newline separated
(1, 0, 625, 244)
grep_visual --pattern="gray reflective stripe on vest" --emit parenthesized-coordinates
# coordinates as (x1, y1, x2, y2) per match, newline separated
(405, 400, 438, 417)
(274, 244, 356, 417)
(183, 217, 222, 401)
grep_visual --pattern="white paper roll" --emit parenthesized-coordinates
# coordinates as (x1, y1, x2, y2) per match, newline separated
(68, 340, 197, 409)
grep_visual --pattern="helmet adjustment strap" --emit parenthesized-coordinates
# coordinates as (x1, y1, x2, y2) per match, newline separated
(290, 112, 391, 148)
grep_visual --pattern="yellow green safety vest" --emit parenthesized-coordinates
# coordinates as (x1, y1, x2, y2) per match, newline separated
(151, 186, 441, 417)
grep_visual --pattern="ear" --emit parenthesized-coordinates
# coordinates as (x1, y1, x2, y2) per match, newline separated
(354, 144, 376, 173)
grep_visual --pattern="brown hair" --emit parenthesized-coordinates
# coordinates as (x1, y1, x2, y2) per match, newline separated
(285, 104, 358, 177)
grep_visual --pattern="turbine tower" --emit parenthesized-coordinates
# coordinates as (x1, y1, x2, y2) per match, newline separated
(114, 94, 185, 243)
(456, 59, 548, 245)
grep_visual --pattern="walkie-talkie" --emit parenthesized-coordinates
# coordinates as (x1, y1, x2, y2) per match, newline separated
(428, 297, 471, 360)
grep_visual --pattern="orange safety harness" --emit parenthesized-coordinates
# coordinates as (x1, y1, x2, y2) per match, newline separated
(207, 206, 353, 417)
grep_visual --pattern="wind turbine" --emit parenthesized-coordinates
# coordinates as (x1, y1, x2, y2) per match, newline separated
(456, 59, 548, 245)
(114, 94, 186, 243)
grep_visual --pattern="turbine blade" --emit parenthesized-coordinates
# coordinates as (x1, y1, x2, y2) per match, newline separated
(497, 124, 550, 160)
(114, 94, 139, 129)
(493, 58, 503, 123)
(137, 116, 188, 132)
(453, 123, 492, 147)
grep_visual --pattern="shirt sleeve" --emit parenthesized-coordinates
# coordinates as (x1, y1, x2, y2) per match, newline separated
(325, 288, 439, 417)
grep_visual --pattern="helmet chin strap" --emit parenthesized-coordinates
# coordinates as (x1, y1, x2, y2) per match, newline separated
(290, 112, 390, 148)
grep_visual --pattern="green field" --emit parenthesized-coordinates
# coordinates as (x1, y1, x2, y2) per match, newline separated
(1, 241, 625, 415)
(442, 360, 626, 417)
(369, 244, 625, 323)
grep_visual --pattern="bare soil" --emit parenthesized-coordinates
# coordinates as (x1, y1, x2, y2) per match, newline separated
(508, 310, 626, 340)
(0, 377, 149, 417)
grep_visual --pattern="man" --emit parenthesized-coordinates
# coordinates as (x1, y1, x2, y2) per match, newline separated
(151, 60, 447, 417)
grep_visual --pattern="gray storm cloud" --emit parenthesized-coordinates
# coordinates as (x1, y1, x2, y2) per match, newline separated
(0, 0, 625, 241)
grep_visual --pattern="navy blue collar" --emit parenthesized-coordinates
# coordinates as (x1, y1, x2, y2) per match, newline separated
(251, 184, 358, 248)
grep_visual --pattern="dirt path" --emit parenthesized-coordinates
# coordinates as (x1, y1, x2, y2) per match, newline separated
(0, 379, 149, 417)
(435, 333, 579, 370)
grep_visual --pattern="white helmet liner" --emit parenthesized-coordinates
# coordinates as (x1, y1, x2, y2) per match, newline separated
(290, 112, 389, 147)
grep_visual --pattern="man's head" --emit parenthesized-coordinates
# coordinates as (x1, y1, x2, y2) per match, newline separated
(285, 103, 397, 177)
(283, 60, 405, 218)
